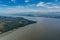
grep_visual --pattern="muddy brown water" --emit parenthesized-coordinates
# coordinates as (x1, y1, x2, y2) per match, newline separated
(0, 17, 60, 40)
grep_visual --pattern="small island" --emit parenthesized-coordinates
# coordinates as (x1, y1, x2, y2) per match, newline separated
(0, 16, 36, 34)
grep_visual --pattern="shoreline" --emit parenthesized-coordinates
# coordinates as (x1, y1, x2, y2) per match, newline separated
(0, 22, 36, 38)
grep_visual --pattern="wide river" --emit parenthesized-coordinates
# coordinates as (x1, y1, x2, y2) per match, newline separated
(0, 16, 60, 40)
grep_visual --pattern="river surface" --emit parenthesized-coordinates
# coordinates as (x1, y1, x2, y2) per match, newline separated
(0, 16, 60, 40)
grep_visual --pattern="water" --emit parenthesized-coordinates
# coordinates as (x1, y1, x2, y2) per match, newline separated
(22, 17, 60, 40)
(1, 16, 60, 40)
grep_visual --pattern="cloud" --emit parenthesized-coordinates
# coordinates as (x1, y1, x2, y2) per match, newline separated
(0, 4, 8, 7)
(0, 5, 60, 14)
(15, 6, 25, 8)
(25, 0, 29, 3)
(36, 2, 60, 9)
(0, 6, 42, 14)
(37, 2, 45, 7)
(1, 5, 54, 14)
(0, 6, 25, 14)
(11, 0, 16, 3)
(55, 0, 58, 2)
(46, 2, 52, 5)
(0, 3, 60, 14)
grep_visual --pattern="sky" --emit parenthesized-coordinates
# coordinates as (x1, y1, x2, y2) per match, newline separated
(0, 0, 60, 14)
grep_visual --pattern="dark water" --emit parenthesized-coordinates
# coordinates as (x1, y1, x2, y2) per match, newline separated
(0, 17, 60, 40)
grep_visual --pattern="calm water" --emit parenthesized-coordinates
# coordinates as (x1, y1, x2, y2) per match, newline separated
(23, 17, 60, 40)
(1, 16, 60, 40)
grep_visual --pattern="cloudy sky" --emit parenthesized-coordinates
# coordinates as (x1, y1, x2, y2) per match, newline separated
(0, 0, 60, 14)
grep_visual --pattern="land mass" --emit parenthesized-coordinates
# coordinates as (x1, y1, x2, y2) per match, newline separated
(0, 16, 36, 34)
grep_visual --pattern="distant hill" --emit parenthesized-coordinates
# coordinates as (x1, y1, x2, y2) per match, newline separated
(11, 12, 60, 18)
